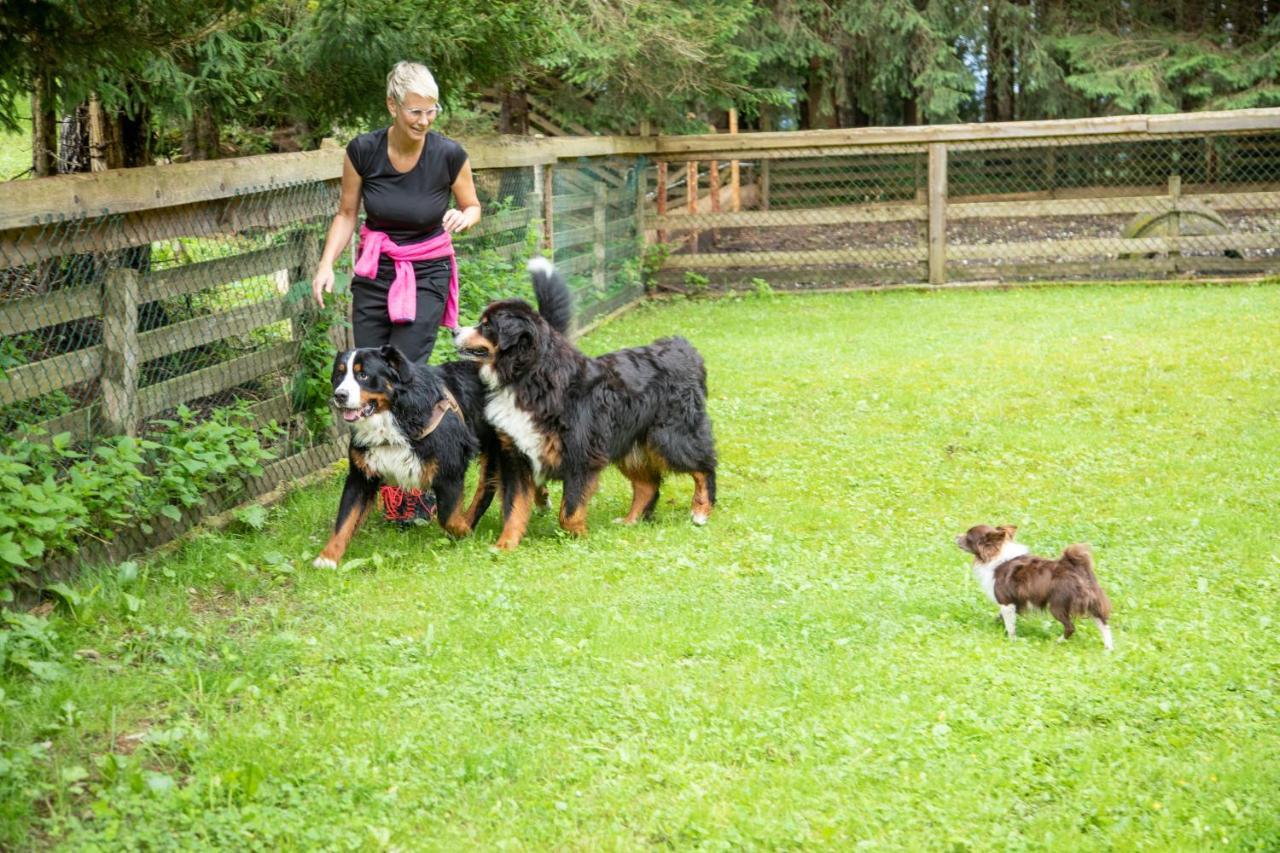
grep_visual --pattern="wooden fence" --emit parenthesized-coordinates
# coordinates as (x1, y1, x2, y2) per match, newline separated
(1, 107, 1277, 567)
(643, 108, 1280, 287)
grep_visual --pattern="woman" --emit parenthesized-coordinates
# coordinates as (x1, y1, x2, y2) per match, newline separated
(312, 60, 482, 523)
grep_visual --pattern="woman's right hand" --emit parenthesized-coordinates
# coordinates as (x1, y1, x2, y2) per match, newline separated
(312, 264, 334, 308)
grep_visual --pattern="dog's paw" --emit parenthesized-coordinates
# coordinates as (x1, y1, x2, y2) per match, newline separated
(690, 511, 709, 526)
(312, 556, 337, 569)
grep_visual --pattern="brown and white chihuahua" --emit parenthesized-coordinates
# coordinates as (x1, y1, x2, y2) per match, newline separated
(956, 525, 1113, 650)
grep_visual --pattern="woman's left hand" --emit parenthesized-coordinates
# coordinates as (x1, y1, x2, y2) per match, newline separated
(442, 207, 478, 233)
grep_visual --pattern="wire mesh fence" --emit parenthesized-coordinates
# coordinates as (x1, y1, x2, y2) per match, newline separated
(3, 112, 1277, 585)
(651, 126, 1280, 289)
(0, 154, 647, 587)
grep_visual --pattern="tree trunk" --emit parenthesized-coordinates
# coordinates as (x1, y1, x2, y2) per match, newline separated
(803, 56, 837, 129)
(1230, 0, 1261, 40)
(498, 84, 529, 135)
(182, 104, 220, 161)
(58, 101, 91, 174)
(985, 3, 1015, 122)
(88, 94, 121, 171)
(902, 93, 920, 126)
(119, 100, 152, 169)
(31, 73, 58, 178)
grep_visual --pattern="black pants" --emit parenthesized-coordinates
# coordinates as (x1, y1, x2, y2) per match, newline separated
(351, 258, 450, 364)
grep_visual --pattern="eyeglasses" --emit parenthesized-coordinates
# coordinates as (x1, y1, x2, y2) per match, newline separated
(400, 105, 441, 120)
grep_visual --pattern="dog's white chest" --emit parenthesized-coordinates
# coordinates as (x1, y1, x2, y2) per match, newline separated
(352, 412, 423, 488)
(485, 387, 546, 483)
(971, 543, 1030, 605)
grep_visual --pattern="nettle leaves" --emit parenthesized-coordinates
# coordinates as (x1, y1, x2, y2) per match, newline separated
(0, 403, 281, 587)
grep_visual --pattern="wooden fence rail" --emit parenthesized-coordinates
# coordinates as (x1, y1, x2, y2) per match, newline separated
(3, 106, 1279, 448)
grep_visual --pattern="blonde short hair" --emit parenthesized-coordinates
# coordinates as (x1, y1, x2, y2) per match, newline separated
(386, 61, 439, 104)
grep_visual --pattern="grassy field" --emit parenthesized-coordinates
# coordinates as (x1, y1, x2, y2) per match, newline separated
(2, 284, 1278, 849)
(0, 94, 32, 181)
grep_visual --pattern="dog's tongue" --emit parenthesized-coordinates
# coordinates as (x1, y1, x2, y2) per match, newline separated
(341, 409, 361, 422)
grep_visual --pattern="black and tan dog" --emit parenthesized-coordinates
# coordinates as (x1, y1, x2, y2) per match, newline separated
(311, 346, 495, 568)
(314, 274, 571, 567)
(454, 257, 718, 550)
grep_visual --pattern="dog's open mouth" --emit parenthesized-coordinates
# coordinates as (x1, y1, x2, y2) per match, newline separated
(337, 401, 377, 422)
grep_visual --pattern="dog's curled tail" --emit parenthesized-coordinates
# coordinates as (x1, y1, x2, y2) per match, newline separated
(1063, 543, 1112, 621)
(528, 256, 574, 336)
(1061, 542, 1093, 568)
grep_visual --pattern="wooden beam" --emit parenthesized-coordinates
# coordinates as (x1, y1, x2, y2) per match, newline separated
(592, 182, 607, 293)
(541, 164, 555, 254)
(0, 345, 101, 405)
(141, 243, 301, 301)
(656, 161, 668, 243)
(5, 107, 1278, 230)
(137, 297, 293, 363)
(687, 161, 699, 254)
(100, 267, 141, 435)
(137, 341, 299, 418)
(928, 143, 948, 285)
(652, 202, 925, 229)
(0, 287, 100, 337)
(663, 247, 927, 268)
(1, 192, 333, 271)
(728, 109, 741, 213)
(948, 232, 1280, 261)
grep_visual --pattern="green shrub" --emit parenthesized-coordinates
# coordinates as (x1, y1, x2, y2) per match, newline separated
(0, 405, 281, 590)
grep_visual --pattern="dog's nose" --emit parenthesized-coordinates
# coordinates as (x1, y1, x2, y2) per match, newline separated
(333, 388, 349, 405)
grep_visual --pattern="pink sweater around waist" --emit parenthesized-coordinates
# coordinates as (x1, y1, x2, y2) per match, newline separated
(353, 224, 458, 328)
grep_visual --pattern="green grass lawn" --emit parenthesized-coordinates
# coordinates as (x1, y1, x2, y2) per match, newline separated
(2, 284, 1279, 849)
(0, 95, 32, 181)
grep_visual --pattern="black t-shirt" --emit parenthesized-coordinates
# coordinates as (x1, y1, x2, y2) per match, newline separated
(346, 129, 468, 282)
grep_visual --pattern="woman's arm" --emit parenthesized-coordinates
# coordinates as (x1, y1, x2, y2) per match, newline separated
(312, 152, 363, 307)
(441, 159, 482, 233)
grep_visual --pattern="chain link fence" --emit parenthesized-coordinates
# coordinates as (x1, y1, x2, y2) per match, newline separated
(652, 127, 1280, 289)
(0, 155, 647, 588)
(4, 115, 1274, 586)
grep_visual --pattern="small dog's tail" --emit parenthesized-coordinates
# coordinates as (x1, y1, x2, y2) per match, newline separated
(528, 256, 574, 336)
(1063, 543, 1112, 621)
(1062, 542, 1093, 568)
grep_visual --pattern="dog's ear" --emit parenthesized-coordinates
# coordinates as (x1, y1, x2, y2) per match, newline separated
(378, 345, 414, 384)
(997, 525, 1018, 540)
(495, 311, 539, 370)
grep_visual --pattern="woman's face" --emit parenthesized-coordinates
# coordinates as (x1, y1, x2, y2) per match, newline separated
(387, 92, 440, 142)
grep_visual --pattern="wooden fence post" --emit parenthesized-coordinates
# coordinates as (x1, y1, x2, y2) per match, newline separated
(928, 142, 948, 286)
(687, 161, 699, 254)
(760, 159, 771, 211)
(728, 108, 741, 213)
(101, 266, 140, 435)
(656, 161, 668, 244)
(634, 159, 647, 252)
(708, 126, 721, 247)
(541, 162, 555, 254)
(529, 162, 544, 253)
(593, 181, 608, 293)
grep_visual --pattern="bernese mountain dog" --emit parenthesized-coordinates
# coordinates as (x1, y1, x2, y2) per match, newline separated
(312, 346, 495, 568)
(453, 257, 718, 550)
(314, 270, 571, 568)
